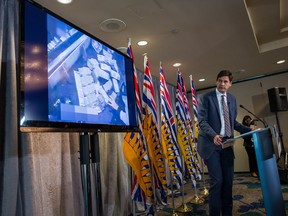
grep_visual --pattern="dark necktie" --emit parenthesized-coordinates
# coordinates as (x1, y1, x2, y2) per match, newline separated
(222, 95, 232, 137)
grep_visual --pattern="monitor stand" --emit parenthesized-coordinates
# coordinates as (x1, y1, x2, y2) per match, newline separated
(80, 132, 103, 216)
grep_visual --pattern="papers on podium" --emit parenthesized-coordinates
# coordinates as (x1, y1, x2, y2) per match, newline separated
(221, 128, 262, 149)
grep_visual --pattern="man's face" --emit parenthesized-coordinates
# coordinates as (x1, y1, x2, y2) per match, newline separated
(216, 76, 232, 93)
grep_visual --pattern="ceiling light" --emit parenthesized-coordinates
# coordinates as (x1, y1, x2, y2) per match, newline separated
(173, 63, 181, 67)
(100, 18, 126, 33)
(277, 60, 286, 64)
(137, 41, 148, 46)
(199, 78, 205, 82)
(57, 0, 73, 4)
(236, 69, 245, 73)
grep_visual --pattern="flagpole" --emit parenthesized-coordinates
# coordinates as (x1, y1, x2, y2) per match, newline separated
(189, 139, 205, 204)
(151, 163, 157, 214)
(175, 155, 192, 213)
(199, 158, 209, 199)
(131, 169, 136, 216)
(175, 69, 194, 213)
(189, 153, 205, 204)
(190, 183, 205, 205)
(188, 74, 207, 203)
(123, 39, 158, 215)
(168, 163, 180, 216)
(143, 54, 170, 214)
(140, 132, 157, 214)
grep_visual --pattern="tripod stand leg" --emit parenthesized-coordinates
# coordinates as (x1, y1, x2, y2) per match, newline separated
(90, 133, 103, 216)
(80, 132, 92, 216)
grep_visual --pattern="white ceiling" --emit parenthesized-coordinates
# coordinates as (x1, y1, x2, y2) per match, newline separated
(32, 0, 288, 91)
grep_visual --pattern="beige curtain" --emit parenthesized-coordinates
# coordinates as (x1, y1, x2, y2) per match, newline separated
(100, 133, 131, 215)
(19, 132, 83, 216)
(18, 132, 132, 216)
(0, 0, 177, 215)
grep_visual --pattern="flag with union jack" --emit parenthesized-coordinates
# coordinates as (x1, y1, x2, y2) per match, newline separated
(159, 62, 183, 188)
(142, 55, 167, 204)
(190, 75, 199, 139)
(180, 73, 201, 181)
(122, 38, 153, 209)
(175, 69, 201, 187)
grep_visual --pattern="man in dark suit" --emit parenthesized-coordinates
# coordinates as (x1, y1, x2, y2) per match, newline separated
(197, 70, 251, 216)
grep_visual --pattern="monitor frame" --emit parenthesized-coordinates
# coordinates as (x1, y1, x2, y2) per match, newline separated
(19, 0, 138, 133)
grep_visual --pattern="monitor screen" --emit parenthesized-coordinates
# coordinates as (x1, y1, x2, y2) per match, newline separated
(20, 0, 138, 132)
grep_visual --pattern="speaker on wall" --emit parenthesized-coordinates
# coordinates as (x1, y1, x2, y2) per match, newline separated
(267, 87, 288, 112)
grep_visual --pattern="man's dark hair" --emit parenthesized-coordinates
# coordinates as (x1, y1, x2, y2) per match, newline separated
(216, 70, 233, 81)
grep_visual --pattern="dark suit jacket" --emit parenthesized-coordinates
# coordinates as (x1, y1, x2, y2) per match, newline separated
(197, 90, 251, 159)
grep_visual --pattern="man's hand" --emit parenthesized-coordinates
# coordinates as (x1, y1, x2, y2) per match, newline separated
(213, 135, 223, 145)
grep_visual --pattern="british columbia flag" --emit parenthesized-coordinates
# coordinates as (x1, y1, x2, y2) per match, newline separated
(175, 69, 201, 187)
(190, 75, 199, 139)
(142, 55, 167, 204)
(122, 39, 153, 210)
(180, 73, 201, 181)
(159, 63, 183, 188)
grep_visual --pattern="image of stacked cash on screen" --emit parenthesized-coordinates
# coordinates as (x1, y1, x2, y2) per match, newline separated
(20, 0, 137, 132)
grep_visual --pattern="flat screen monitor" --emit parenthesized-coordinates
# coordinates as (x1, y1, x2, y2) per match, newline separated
(20, 0, 138, 132)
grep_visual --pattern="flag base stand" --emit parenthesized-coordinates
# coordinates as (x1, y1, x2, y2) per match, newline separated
(171, 210, 180, 216)
(175, 203, 192, 213)
(199, 187, 209, 198)
(190, 195, 205, 204)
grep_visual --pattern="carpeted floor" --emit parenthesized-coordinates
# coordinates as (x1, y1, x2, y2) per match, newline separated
(156, 173, 288, 215)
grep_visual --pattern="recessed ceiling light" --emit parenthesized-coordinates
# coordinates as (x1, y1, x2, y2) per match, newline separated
(57, 0, 73, 4)
(137, 41, 148, 46)
(199, 78, 205, 82)
(277, 60, 286, 64)
(100, 18, 126, 33)
(236, 69, 245, 73)
(173, 63, 181, 67)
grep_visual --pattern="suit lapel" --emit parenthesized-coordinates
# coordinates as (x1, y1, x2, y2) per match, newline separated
(226, 93, 233, 125)
(226, 94, 232, 113)
(212, 91, 221, 118)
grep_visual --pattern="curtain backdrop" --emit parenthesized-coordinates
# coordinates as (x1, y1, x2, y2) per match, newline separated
(0, 1, 177, 215)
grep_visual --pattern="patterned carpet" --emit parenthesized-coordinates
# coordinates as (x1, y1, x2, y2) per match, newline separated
(156, 173, 288, 215)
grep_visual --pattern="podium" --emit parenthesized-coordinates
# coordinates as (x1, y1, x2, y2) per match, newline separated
(252, 128, 286, 216)
(230, 128, 286, 216)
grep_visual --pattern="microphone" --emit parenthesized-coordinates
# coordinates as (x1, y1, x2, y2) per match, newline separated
(239, 104, 268, 127)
